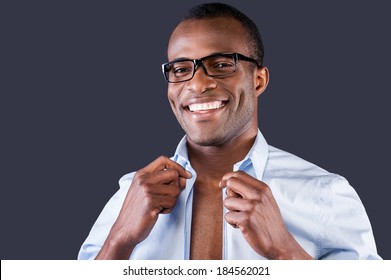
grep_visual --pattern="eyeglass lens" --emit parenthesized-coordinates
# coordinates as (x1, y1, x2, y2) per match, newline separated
(165, 54, 236, 83)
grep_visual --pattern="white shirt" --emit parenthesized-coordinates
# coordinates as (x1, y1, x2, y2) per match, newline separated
(78, 130, 381, 259)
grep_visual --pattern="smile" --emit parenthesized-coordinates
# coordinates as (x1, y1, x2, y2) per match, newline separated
(187, 101, 226, 112)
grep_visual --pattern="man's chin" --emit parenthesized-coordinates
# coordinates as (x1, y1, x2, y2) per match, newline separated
(186, 133, 225, 147)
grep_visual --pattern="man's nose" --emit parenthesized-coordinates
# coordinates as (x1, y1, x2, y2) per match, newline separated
(185, 67, 217, 94)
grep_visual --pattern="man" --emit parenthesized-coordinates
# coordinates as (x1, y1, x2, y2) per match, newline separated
(78, 3, 380, 260)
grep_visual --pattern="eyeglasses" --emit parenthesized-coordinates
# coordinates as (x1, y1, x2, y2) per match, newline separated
(162, 52, 260, 83)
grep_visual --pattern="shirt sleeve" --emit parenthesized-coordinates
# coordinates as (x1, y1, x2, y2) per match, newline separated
(317, 176, 381, 259)
(77, 172, 134, 260)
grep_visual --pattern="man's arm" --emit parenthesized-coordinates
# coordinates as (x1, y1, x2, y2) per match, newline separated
(95, 156, 192, 260)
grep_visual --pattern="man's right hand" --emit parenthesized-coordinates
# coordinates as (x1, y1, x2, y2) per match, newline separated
(96, 156, 192, 259)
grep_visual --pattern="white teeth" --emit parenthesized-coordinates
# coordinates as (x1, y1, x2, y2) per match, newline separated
(188, 101, 225, 112)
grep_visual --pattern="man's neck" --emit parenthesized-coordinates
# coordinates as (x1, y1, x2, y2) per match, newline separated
(187, 130, 257, 182)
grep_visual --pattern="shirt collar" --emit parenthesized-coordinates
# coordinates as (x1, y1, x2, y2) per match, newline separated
(173, 129, 269, 180)
(234, 129, 269, 181)
(172, 135, 190, 167)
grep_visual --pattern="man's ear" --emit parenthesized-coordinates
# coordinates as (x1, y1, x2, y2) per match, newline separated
(254, 67, 269, 97)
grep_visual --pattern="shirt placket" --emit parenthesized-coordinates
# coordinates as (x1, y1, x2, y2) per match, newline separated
(223, 159, 253, 259)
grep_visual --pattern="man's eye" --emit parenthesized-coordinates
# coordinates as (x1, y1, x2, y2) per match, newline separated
(214, 62, 233, 68)
(174, 67, 190, 73)
(173, 67, 192, 76)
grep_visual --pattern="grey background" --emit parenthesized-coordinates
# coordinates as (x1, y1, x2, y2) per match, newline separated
(1, 0, 390, 259)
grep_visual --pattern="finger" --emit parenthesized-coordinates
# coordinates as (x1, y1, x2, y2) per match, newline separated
(225, 177, 254, 199)
(152, 194, 180, 214)
(179, 176, 187, 189)
(142, 156, 192, 179)
(142, 169, 182, 188)
(224, 197, 253, 212)
(225, 210, 248, 229)
(220, 171, 267, 200)
(220, 171, 251, 187)
(164, 168, 188, 189)
(226, 187, 242, 198)
(151, 186, 183, 199)
(220, 172, 246, 198)
(156, 168, 180, 186)
(136, 170, 183, 196)
(134, 170, 184, 197)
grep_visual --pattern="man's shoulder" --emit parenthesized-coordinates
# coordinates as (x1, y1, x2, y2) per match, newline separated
(265, 145, 347, 186)
(264, 145, 358, 209)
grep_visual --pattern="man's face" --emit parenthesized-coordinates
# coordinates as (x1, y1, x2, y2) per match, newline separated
(167, 17, 264, 147)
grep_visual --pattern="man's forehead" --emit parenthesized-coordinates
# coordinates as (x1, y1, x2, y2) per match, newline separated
(167, 17, 249, 60)
(169, 17, 244, 42)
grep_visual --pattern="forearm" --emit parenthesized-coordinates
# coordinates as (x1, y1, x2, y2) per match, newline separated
(95, 228, 137, 260)
(267, 233, 313, 260)
(270, 246, 313, 260)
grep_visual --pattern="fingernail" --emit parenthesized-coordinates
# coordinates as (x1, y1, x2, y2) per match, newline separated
(186, 170, 192, 178)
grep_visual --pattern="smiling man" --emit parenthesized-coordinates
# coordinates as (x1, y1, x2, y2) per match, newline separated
(78, 3, 380, 260)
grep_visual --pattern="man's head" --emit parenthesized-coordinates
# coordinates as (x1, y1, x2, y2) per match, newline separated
(164, 3, 269, 147)
(182, 3, 264, 68)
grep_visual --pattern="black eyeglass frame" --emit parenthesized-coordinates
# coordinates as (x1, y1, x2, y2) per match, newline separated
(161, 52, 261, 83)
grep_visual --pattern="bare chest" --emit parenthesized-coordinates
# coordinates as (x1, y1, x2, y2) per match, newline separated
(190, 180, 223, 260)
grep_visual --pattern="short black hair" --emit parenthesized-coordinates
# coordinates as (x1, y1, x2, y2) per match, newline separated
(181, 3, 264, 67)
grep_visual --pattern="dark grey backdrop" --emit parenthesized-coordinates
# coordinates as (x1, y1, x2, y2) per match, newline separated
(1, 0, 390, 259)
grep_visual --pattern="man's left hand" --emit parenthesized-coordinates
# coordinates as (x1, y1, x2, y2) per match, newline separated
(219, 171, 313, 260)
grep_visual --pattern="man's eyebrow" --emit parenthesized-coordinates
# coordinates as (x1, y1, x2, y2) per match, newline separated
(207, 52, 230, 57)
(169, 52, 230, 63)
(168, 57, 192, 63)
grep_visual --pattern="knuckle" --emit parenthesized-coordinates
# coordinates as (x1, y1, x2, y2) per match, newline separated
(133, 170, 143, 180)
(253, 202, 263, 212)
(258, 193, 270, 204)
(134, 169, 150, 181)
(144, 195, 154, 208)
(166, 169, 177, 176)
(224, 211, 233, 220)
(135, 174, 148, 186)
(246, 201, 256, 212)
(232, 215, 245, 229)
(252, 189, 263, 200)
(226, 177, 236, 186)
(260, 181, 270, 190)
(252, 184, 270, 199)
(136, 177, 153, 193)
(258, 181, 270, 191)
(264, 185, 272, 195)
(171, 188, 180, 198)
(165, 197, 176, 209)
(240, 213, 250, 225)
(157, 155, 168, 162)
(140, 183, 150, 193)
